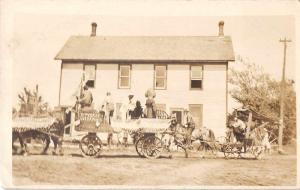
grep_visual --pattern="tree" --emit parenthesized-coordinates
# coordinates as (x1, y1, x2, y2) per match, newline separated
(229, 57, 296, 144)
(17, 85, 49, 116)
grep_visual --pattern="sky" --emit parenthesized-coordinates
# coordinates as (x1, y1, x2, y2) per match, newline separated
(12, 15, 295, 109)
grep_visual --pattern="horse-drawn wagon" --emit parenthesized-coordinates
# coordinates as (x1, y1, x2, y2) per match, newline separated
(12, 103, 274, 160)
(75, 109, 170, 159)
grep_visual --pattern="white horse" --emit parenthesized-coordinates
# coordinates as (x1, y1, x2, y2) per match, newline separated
(161, 121, 217, 157)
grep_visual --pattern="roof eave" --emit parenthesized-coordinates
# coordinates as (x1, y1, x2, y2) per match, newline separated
(56, 58, 235, 63)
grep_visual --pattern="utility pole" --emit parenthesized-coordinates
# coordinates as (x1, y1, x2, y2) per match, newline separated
(278, 38, 291, 153)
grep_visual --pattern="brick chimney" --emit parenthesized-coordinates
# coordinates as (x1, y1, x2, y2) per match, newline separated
(91, 22, 97, 37)
(218, 21, 224, 36)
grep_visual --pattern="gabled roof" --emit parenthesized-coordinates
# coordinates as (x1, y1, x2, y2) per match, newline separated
(55, 36, 235, 62)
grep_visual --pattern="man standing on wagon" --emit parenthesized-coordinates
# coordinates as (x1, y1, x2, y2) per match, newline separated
(183, 109, 195, 149)
(101, 92, 115, 125)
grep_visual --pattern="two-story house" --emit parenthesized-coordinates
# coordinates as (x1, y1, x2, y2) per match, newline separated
(55, 21, 234, 137)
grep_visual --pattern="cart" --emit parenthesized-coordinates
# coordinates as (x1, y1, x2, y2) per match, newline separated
(221, 108, 273, 159)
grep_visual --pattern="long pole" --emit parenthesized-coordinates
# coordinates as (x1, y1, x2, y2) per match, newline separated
(34, 84, 39, 117)
(58, 63, 63, 106)
(278, 38, 291, 153)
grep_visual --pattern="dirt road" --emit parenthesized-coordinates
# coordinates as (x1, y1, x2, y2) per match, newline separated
(12, 145, 297, 187)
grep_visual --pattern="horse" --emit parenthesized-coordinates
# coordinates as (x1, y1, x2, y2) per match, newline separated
(162, 119, 217, 157)
(111, 129, 130, 148)
(12, 118, 65, 156)
(248, 125, 266, 142)
(191, 127, 218, 156)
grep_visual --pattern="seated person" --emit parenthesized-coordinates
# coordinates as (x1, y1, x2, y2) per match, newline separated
(77, 85, 93, 110)
(233, 117, 246, 131)
(232, 117, 246, 142)
(131, 101, 144, 119)
(165, 114, 178, 134)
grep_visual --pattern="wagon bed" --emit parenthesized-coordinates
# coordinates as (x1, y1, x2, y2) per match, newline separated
(75, 110, 170, 158)
(111, 119, 170, 133)
(74, 110, 170, 133)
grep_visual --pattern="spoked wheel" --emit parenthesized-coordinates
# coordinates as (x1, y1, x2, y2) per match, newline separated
(135, 136, 145, 158)
(142, 135, 163, 159)
(223, 144, 237, 159)
(79, 133, 102, 157)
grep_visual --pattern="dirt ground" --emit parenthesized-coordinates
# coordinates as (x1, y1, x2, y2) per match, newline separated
(12, 145, 297, 187)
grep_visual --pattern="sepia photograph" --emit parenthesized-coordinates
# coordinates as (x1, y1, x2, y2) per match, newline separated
(0, 0, 299, 189)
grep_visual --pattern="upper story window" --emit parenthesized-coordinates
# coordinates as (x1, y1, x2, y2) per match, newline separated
(119, 65, 131, 88)
(190, 65, 203, 89)
(154, 65, 167, 89)
(84, 64, 96, 88)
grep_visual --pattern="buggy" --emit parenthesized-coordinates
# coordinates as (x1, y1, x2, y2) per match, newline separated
(221, 108, 276, 159)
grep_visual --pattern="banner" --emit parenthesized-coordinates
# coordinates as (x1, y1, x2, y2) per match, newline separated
(75, 111, 113, 133)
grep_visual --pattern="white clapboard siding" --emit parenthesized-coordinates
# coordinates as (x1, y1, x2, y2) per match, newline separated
(60, 62, 227, 137)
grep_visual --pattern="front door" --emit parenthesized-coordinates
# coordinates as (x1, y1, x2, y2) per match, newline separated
(170, 108, 184, 125)
(189, 104, 203, 128)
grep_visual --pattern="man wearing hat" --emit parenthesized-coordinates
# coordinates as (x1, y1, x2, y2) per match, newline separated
(183, 109, 195, 148)
(127, 94, 136, 119)
(163, 113, 178, 152)
(101, 92, 114, 125)
(168, 113, 178, 133)
(77, 85, 93, 109)
(233, 117, 246, 134)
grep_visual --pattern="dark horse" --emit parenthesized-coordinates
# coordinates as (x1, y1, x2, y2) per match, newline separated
(12, 119, 65, 156)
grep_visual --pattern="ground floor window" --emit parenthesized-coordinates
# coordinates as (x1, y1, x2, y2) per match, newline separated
(188, 104, 203, 128)
(156, 104, 167, 119)
(115, 103, 123, 120)
(156, 104, 166, 112)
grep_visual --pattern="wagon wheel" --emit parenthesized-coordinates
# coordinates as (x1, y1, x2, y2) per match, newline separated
(135, 136, 145, 158)
(79, 133, 102, 157)
(223, 144, 237, 159)
(142, 136, 163, 159)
